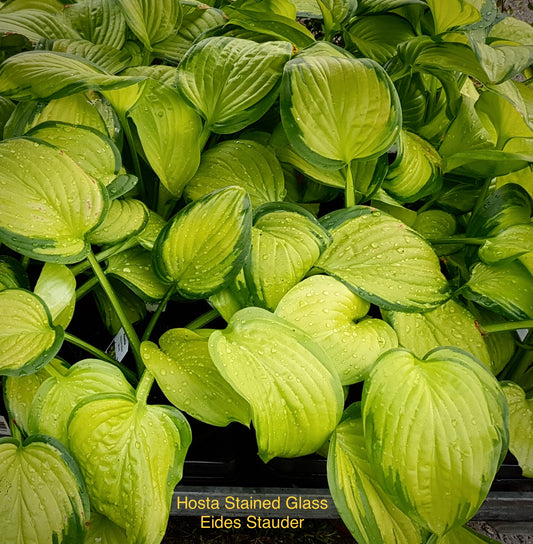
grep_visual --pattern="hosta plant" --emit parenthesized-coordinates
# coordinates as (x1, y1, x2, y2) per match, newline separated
(0, 0, 532, 543)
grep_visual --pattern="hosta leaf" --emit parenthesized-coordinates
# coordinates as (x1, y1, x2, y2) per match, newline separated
(85, 512, 128, 544)
(26, 121, 121, 187)
(412, 209, 459, 257)
(362, 347, 509, 535)
(327, 403, 427, 544)
(355, 0, 425, 14)
(425, 525, 502, 543)
(153, 186, 252, 298)
(0, 9, 80, 41)
(63, 0, 127, 49)
(141, 329, 251, 426)
(41, 39, 133, 74)
(5, 94, 111, 140)
(34, 263, 76, 329)
(239, 203, 332, 310)
(479, 224, 533, 265)
(425, 0, 480, 34)
(0, 255, 29, 290)
(345, 14, 415, 65)
(0, 289, 63, 376)
(106, 246, 169, 301)
(151, 4, 226, 64)
(0, 50, 144, 101)
(223, 6, 315, 48)
(315, 206, 451, 311)
(176, 37, 292, 134)
(209, 307, 344, 461)
(276, 275, 398, 384)
(382, 299, 491, 370)
(466, 183, 532, 238)
(383, 129, 443, 203)
(68, 393, 191, 544)
(184, 139, 287, 207)
(443, 149, 533, 177)
(501, 381, 533, 478)
(136, 210, 166, 250)
(28, 359, 134, 444)
(3, 359, 66, 435)
(462, 261, 533, 320)
(281, 55, 401, 169)
(470, 38, 533, 86)
(230, 0, 297, 19)
(0, 0, 64, 13)
(0, 435, 89, 544)
(0, 138, 108, 263)
(114, 0, 182, 50)
(88, 198, 148, 245)
(316, 0, 358, 27)
(128, 80, 203, 198)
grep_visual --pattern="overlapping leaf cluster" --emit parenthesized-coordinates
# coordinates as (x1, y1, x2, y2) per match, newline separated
(0, 0, 532, 543)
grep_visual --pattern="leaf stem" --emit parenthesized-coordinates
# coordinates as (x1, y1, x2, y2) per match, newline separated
(119, 112, 146, 202)
(63, 331, 138, 385)
(71, 238, 138, 276)
(186, 308, 220, 330)
(481, 320, 533, 334)
(76, 275, 99, 300)
(136, 370, 155, 405)
(199, 123, 211, 149)
(44, 361, 67, 379)
(344, 161, 355, 208)
(141, 285, 176, 342)
(86, 251, 144, 374)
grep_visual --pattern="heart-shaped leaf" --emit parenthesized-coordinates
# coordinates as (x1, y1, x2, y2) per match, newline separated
(425, 0, 480, 34)
(0, 434, 89, 544)
(315, 206, 451, 311)
(239, 202, 332, 310)
(26, 121, 122, 188)
(501, 381, 533, 478)
(345, 13, 415, 64)
(382, 299, 492, 371)
(0, 9, 80, 41)
(327, 403, 428, 544)
(3, 359, 66, 435)
(184, 139, 287, 207)
(276, 275, 398, 384)
(68, 393, 192, 544)
(153, 186, 252, 298)
(383, 129, 443, 203)
(362, 347, 509, 535)
(281, 54, 402, 169)
(479, 223, 533, 265)
(209, 307, 344, 461)
(106, 246, 170, 302)
(64, 0, 127, 49)
(5, 94, 112, 140)
(0, 138, 109, 263)
(461, 261, 533, 320)
(176, 37, 292, 133)
(0, 289, 63, 377)
(115, 0, 182, 50)
(141, 328, 251, 427)
(34, 263, 76, 329)
(28, 359, 135, 444)
(467, 183, 532, 238)
(0, 50, 144, 101)
(128, 79, 203, 198)
(355, 0, 425, 14)
(88, 198, 148, 245)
